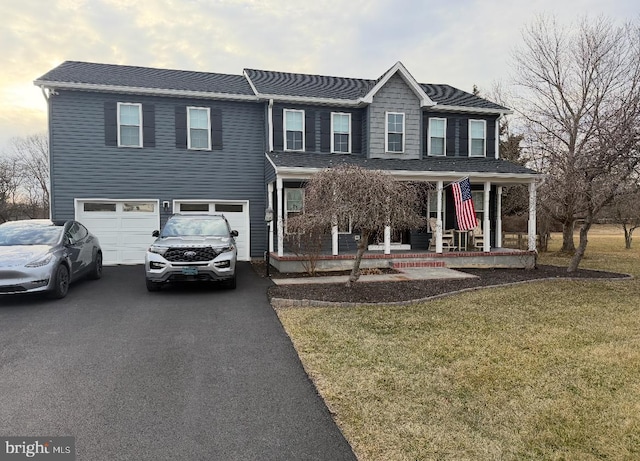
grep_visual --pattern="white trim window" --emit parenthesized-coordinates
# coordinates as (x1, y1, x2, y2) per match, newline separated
(386, 112, 405, 153)
(117, 103, 143, 147)
(284, 109, 304, 151)
(427, 190, 446, 220)
(469, 119, 486, 157)
(188, 107, 211, 150)
(331, 112, 351, 153)
(428, 117, 446, 156)
(471, 191, 484, 224)
(284, 188, 304, 233)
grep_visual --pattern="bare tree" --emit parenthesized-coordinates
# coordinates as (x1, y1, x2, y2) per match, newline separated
(0, 156, 21, 223)
(287, 165, 425, 286)
(6, 133, 50, 219)
(610, 187, 640, 249)
(512, 15, 640, 271)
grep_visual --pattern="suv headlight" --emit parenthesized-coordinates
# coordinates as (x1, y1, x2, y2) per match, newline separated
(148, 245, 168, 256)
(25, 253, 54, 267)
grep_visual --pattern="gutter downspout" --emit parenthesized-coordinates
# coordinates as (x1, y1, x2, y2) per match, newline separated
(268, 99, 274, 153)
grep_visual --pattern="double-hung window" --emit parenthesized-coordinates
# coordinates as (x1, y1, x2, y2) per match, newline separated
(284, 109, 304, 151)
(118, 103, 142, 147)
(386, 112, 404, 153)
(285, 188, 304, 233)
(471, 191, 484, 224)
(331, 113, 351, 153)
(428, 118, 446, 156)
(469, 120, 486, 157)
(188, 107, 211, 150)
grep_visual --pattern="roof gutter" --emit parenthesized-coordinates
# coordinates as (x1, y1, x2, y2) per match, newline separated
(33, 80, 260, 102)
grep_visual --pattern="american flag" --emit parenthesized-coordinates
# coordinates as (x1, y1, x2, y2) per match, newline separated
(451, 177, 478, 231)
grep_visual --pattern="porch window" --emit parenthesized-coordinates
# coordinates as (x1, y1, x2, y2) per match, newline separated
(285, 188, 304, 233)
(428, 118, 446, 156)
(471, 191, 484, 224)
(427, 190, 446, 221)
(284, 109, 304, 151)
(117, 103, 142, 147)
(331, 113, 351, 153)
(188, 107, 211, 150)
(337, 215, 352, 234)
(386, 112, 404, 153)
(469, 120, 486, 157)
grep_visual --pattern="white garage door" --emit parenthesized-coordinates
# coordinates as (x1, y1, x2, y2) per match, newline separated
(76, 199, 160, 265)
(174, 200, 250, 261)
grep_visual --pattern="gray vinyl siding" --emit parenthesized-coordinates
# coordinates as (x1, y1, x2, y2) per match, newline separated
(424, 111, 498, 158)
(369, 73, 421, 159)
(272, 103, 366, 156)
(49, 90, 267, 258)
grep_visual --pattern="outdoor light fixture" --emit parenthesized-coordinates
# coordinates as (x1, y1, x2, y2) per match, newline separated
(265, 207, 273, 276)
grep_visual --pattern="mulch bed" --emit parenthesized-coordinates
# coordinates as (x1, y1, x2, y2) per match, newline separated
(254, 262, 630, 304)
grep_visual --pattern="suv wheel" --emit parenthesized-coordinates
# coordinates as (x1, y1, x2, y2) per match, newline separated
(146, 278, 162, 292)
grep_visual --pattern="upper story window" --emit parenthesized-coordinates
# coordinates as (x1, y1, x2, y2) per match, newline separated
(118, 103, 142, 147)
(428, 118, 446, 156)
(386, 112, 405, 153)
(331, 113, 351, 153)
(188, 107, 211, 150)
(469, 120, 486, 157)
(284, 109, 304, 151)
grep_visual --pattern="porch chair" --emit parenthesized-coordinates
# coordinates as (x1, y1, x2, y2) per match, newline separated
(470, 224, 484, 250)
(428, 218, 455, 251)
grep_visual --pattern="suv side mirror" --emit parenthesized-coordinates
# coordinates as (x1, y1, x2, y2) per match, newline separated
(230, 230, 238, 237)
(152, 230, 160, 237)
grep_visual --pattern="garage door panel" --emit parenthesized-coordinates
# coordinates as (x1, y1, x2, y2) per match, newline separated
(77, 200, 159, 266)
(175, 201, 250, 261)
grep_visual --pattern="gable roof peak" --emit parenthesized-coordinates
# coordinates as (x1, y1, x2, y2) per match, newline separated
(360, 61, 436, 107)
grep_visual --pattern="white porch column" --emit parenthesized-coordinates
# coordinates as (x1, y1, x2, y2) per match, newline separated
(436, 180, 444, 253)
(528, 182, 537, 251)
(276, 178, 284, 257)
(267, 182, 274, 253)
(496, 186, 503, 248)
(483, 181, 491, 252)
(384, 225, 391, 254)
(331, 218, 338, 256)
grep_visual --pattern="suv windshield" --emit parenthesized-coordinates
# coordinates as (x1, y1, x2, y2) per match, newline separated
(0, 224, 63, 246)
(161, 216, 229, 238)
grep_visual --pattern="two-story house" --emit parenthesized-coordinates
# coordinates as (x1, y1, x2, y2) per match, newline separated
(35, 61, 540, 268)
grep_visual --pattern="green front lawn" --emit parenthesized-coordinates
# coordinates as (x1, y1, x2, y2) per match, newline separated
(276, 228, 640, 460)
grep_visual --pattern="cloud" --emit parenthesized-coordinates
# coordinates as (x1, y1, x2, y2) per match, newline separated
(0, 0, 637, 152)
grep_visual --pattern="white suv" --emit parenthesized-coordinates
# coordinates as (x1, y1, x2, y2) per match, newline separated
(145, 214, 238, 291)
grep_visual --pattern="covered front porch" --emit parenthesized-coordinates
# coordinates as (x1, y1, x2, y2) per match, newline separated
(265, 152, 541, 272)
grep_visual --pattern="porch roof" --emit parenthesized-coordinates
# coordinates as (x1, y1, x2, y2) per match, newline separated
(266, 152, 541, 183)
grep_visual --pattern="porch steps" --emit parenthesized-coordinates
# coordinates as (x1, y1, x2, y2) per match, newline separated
(392, 260, 446, 269)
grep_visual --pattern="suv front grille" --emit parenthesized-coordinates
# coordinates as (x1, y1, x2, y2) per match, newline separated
(164, 247, 220, 262)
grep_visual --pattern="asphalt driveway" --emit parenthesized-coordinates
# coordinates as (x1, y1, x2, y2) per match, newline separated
(0, 263, 356, 460)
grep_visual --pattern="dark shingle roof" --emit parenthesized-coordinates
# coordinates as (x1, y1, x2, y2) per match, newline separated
(35, 61, 255, 95)
(421, 84, 507, 110)
(36, 61, 509, 111)
(269, 151, 538, 176)
(245, 68, 508, 111)
(243, 68, 374, 100)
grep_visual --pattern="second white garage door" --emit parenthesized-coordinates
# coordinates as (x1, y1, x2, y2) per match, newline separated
(174, 200, 250, 261)
(76, 199, 160, 265)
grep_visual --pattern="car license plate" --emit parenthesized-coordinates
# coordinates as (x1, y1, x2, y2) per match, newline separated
(181, 267, 198, 276)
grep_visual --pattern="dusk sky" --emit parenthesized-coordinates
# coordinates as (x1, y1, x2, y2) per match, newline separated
(0, 0, 637, 155)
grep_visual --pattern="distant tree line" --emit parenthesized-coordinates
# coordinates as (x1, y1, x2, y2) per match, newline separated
(0, 133, 50, 222)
